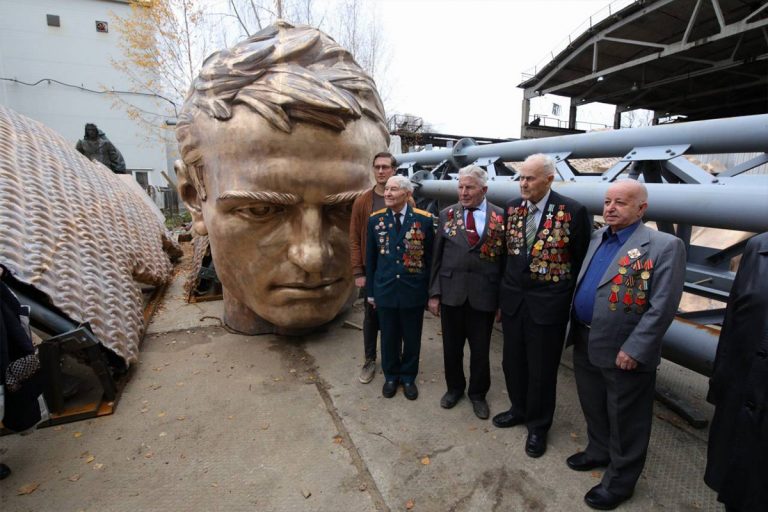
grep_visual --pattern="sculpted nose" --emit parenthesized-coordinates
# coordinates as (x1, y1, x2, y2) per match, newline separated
(287, 207, 332, 274)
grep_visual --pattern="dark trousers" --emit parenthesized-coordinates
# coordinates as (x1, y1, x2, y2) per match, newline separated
(377, 306, 424, 384)
(441, 301, 494, 400)
(363, 300, 379, 361)
(572, 325, 656, 497)
(501, 303, 567, 433)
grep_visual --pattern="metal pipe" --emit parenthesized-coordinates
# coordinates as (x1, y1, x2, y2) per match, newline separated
(415, 181, 768, 233)
(395, 114, 768, 165)
(7, 285, 79, 335)
(661, 319, 719, 377)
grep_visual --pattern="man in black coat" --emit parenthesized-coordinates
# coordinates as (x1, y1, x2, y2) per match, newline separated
(493, 153, 591, 457)
(705, 231, 768, 512)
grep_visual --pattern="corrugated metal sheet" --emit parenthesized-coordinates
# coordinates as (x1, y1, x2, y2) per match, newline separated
(0, 106, 178, 365)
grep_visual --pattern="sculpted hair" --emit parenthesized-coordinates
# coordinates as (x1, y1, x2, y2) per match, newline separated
(524, 153, 556, 177)
(458, 165, 488, 187)
(176, 20, 388, 166)
(388, 175, 414, 193)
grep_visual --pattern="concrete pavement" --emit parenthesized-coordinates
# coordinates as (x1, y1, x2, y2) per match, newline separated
(1, 266, 721, 511)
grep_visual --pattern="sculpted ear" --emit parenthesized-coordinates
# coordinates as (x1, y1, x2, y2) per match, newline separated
(175, 159, 208, 236)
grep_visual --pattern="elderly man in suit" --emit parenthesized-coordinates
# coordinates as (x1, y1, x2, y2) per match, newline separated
(568, 179, 686, 510)
(366, 175, 434, 400)
(493, 154, 591, 458)
(428, 165, 505, 419)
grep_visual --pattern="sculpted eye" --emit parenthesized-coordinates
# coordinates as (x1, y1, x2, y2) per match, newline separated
(325, 201, 354, 218)
(235, 204, 286, 220)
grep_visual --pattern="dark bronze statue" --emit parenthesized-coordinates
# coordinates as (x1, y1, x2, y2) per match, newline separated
(76, 123, 127, 174)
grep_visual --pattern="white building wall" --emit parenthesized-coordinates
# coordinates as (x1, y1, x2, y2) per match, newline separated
(0, 0, 174, 187)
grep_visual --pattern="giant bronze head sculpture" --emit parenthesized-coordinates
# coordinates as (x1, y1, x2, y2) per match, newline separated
(175, 21, 389, 334)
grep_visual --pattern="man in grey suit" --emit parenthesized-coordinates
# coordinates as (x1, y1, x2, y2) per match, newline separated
(428, 165, 505, 419)
(568, 180, 686, 510)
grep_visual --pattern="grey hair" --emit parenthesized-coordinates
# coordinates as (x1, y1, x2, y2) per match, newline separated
(387, 175, 414, 193)
(524, 153, 556, 177)
(176, 20, 388, 165)
(458, 165, 488, 186)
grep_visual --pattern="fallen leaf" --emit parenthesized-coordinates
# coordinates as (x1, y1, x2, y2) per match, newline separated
(260, 422, 270, 430)
(140, 408, 149, 413)
(93, 463, 104, 470)
(405, 498, 415, 510)
(157, 411, 166, 418)
(301, 488, 312, 498)
(68, 474, 81, 482)
(144, 452, 154, 459)
(332, 435, 343, 444)
(17, 482, 40, 495)
(159, 432, 167, 437)
(420, 456, 430, 465)
(73, 432, 83, 438)
(176, 382, 185, 387)
(361, 406, 368, 411)
(211, 482, 218, 488)
(468, 426, 477, 431)
(177, 416, 186, 421)
(289, 369, 297, 374)
(85, 455, 95, 463)
(53, 426, 63, 431)
(570, 432, 578, 439)
(192, 370, 201, 375)
(227, 415, 234, 420)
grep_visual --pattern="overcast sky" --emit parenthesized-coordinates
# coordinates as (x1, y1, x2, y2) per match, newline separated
(372, 0, 618, 138)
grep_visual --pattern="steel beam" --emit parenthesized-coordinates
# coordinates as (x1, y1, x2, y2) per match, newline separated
(396, 114, 768, 166)
(414, 180, 768, 233)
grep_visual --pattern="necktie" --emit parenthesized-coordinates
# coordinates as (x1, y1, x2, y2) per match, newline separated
(465, 207, 480, 246)
(526, 203, 538, 251)
(395, 212, 402, 233)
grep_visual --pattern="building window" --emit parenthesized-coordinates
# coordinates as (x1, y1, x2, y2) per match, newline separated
(133, 171, 149, 190)
(46, 14, 60, 27)
(95, 21, 109, 33)
(552, 103, 561, 116)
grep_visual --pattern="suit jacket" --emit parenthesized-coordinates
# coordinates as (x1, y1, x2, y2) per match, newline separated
(574, 223, 686, 371)
(428, 201, 505, 312)
(704, 232, 768, 509)
(499, 189, 591, 324)
(365, 205, 435, 309)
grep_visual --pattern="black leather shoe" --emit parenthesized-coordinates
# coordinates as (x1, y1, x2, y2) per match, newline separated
(440, 390, 463, 409)
(403, 382, 418, 400)
(567, 452, 610, 471)
(525, 431, 547, 458)
(492, 409, 524, 428)
(471, 399, 490, 419)
(584, 484, 632, 510)
(382, 380, 398, 398)
(0, 463, 10, 480)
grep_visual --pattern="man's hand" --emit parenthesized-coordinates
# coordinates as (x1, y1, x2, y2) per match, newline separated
(428, 296, 441, 317)
(615, 350, 638, 371)
(367, 297, 376, 309)
(355, 276, 366, 288)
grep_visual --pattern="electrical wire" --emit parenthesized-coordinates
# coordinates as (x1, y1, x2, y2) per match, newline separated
(0, 76, 179, 117)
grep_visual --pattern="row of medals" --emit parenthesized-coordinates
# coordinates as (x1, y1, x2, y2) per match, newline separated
(404, 224, 425, 269)
(610, 257, 652, 312)
(530, 210, 572, 281)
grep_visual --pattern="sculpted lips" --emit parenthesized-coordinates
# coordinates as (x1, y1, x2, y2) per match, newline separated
(271, 277, 345, 299)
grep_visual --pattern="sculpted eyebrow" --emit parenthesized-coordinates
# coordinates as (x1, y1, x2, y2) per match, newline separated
(324, 190, 367, 204)
(218, 190, 301, 205)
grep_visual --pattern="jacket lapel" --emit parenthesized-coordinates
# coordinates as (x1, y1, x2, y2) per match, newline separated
(597, 223, 651, 288)
(393, 205, 412, 244)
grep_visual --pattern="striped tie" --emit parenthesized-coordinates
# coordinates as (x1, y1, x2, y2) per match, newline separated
(526, 203, 538, 251)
